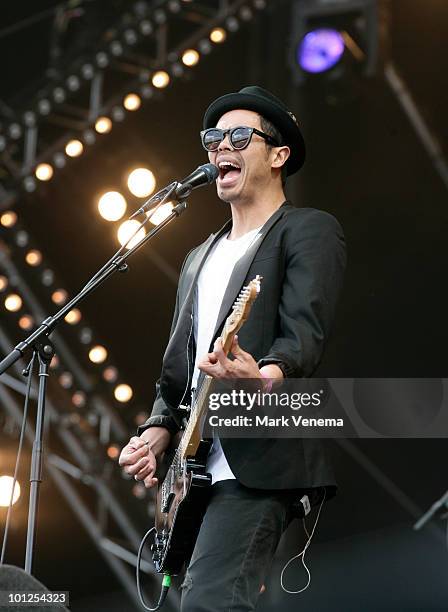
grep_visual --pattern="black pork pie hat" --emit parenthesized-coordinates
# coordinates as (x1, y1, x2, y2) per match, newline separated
(203, 85, 306, 175)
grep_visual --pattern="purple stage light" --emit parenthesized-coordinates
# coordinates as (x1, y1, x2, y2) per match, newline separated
(298, 28, 345, 73)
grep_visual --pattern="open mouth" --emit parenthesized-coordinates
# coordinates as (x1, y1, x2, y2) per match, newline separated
(218, 161, 241, 185)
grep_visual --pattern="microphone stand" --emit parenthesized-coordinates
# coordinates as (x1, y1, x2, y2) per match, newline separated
(413, 490, 448, 531)
(0, 183, 188, 575)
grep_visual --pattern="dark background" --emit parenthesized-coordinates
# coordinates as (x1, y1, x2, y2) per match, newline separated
(1, 1, 447, 610)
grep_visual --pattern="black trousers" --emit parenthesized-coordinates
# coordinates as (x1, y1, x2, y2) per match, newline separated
(180, 480, 297, 612)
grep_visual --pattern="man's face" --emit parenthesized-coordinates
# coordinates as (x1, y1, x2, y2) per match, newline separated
(207, 109, 276, 204)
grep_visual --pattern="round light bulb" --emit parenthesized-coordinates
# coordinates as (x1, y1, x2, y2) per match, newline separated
(152, 71, 170, 88)
(35, 163, 53, 181)
(95, 117, 112, 134)
(117, 220, 146, 249)
(65, 139, 84, 157)
(182, 49, 200, 66)
(127, 168, 156, 198)
(114, 384, 133, 403)
(98, 191, 127, 221)
(89, 345, 108, 364)
(123, 93, 141, 111)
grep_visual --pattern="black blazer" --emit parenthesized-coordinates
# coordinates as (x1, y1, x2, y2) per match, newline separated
(138, 202, 346, 492)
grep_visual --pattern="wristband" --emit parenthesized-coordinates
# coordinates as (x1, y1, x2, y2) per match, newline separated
(260, 371, 273, 393)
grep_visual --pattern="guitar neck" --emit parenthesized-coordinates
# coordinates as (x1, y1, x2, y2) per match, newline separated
(179, 375, 212, 460)
(177, 275, 261, 461)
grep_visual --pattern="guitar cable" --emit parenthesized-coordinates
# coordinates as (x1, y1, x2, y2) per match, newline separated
(136, 526, 171, 611)
(280, 488, 326, 595)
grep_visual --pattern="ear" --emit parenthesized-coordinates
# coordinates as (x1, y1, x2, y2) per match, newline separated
(270, 145, 290, 171)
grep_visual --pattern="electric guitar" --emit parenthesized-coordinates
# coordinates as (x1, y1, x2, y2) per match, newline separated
(152, 275, 262, 575)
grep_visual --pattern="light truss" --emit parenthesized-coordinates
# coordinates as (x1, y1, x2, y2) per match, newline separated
(0, 0, 267, 208)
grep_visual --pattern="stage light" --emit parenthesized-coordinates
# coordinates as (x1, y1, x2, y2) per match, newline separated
(18, 315, 34, 330)
(53, 152, 66, 168)
(35, 163, 53, 181)
(127, 168, 156, 198)
(198, 39, 212, 54)
(124, 93, 141, 111)
(65, 139, 84, 157)
(96, 52, 109, 68)
(41, 269, 54, 286)
(5, 294, 22, 312)
(154, 9, 166, 24)
(95, 117, 112, 134)
(37, 98, 51, 115)
(72, 391, 86, 408)
(168, 0, 181, 12)
(298, 29, 345, 73)
(103, 366, 118, 383)
(98, 191, 127, 221)
(59, 372, 73, 389)
(81, 63, 94, 79)
(50, 355, 59, 369)
(111, 107, 125, 123)
(148, 202, 174, 226)
(210, 27, 226, 43)
(140, 20, 153, 36)
(24, 177, 36, 192)
(117, 220, 146, 249)
(53, 87, 66, 103)
(110, 40, 123, 56)
(140, 85, 153, 99)
(52, 289, 68, 305)
(171, 63, 184, 77)
(83, 129, 96, 145)
(107, 445, 120, 460)
(114, 383, 133, 403)
(66, 75, 80, 91)
(15, 231, 29, 248)
(79, 327, 93, 344)
(226, 16, 239, 32)
(64, 309, 81, 324)
(239, 6, 253, 21)
(152, 71, 170, 88)
(0, 276, 8, 291)
(25, 250, 42, 267)
(289, 0, 378, 86)
(0, 476, 21, 506)
(182, 49, 200, 67)
(124, 28, 138, 45)
(89, 345, 108, 364)
(23, 111, 36, 127)
(0, 211, 17, 228)
(8, 123, 22, 140)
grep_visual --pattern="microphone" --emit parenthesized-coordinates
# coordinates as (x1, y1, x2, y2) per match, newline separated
(174, 163, 218, 199)
(130, 163, 218, 219)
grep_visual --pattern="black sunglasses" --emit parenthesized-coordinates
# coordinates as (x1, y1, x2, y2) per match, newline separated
(200, 126, 279, 152)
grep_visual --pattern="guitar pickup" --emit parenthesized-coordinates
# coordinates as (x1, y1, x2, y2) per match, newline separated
(162, 492, 175, 513)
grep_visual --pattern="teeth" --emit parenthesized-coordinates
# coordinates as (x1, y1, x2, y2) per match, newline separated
(218, 161, 240, 170)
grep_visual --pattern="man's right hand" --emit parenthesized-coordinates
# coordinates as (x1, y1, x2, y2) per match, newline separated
(118, 427, 171, 488)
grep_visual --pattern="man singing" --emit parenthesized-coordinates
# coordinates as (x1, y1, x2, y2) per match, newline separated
(119, 86, 346, 611)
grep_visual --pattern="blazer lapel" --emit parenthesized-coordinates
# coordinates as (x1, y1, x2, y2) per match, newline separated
(210, 204, 287, 343)
(163, 220, 231, 361)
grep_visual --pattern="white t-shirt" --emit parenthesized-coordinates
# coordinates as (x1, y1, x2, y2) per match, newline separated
(191, 227, 262, 484)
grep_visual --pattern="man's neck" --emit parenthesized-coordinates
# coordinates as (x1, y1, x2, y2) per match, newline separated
(228, 190, 287, 240)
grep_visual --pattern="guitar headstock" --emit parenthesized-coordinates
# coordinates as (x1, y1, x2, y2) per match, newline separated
(221, 275, 262, 353)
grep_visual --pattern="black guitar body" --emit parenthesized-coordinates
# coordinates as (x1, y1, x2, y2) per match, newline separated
(152, 439, 212, 575)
